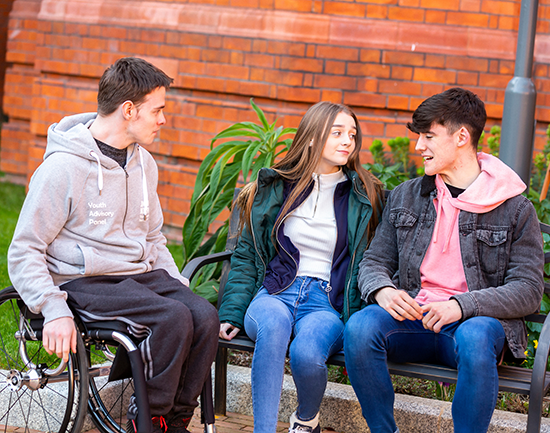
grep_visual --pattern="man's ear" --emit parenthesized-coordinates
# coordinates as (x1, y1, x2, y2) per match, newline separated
(456, 126, 471, 148)
(121, 100, 134, 120)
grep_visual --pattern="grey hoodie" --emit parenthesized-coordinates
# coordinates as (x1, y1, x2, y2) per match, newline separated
(8, 112, 187, 324)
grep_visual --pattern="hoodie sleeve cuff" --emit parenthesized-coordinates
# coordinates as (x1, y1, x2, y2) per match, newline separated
(40, 297, 74, 325)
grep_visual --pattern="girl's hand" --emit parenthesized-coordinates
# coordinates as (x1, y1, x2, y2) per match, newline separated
(220, 323, 240, 340)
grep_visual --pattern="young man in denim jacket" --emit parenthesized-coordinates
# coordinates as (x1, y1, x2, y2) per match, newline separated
(344, 87, 545, 433)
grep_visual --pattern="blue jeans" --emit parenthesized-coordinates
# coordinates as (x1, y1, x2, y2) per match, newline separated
(244, 276, 344, 433)
(344, 305, 506, 433)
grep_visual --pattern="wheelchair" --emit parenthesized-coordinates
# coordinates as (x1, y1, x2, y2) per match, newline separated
(0, 285, 216, 433)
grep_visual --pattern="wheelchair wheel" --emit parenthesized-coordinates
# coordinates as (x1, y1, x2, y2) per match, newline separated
(86, 340, 135, 433)
(0, 287, 89, 433)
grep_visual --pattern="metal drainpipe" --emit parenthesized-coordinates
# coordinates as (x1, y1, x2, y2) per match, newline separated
(499, 0, 539, 185)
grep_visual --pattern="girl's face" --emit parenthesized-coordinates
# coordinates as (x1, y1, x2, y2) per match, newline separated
(315, 111, 357, 174)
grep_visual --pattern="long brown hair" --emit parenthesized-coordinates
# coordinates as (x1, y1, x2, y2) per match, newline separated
(239, 101, 383, 242)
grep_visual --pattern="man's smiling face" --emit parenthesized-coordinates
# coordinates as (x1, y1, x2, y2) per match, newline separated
(414, 123, 461, 182)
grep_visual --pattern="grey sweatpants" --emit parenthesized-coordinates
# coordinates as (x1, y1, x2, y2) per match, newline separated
(61, 269, 219, 418)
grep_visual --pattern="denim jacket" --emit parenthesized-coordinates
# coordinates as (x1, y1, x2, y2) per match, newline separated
(219, 167, 376, 330)
(358, 175, 544, 359)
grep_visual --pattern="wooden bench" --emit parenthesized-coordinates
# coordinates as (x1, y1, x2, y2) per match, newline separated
(182, 191, 550, 433)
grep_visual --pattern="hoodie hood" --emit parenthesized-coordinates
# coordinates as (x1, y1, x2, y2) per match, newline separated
(441, 152, 526, 214)
(45, 113, 113, 165)
(46, 112, 149, 221)
(432, 152, 526, 252)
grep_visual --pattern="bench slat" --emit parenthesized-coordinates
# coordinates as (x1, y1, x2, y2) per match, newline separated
(219, 336, 550, 396)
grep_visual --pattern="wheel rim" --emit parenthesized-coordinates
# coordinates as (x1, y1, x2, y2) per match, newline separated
(0, 288, 88, 433)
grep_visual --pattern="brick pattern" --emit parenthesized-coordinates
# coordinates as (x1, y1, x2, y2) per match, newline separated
(2, 0, 550, 238)
(0, 0, 15, 113)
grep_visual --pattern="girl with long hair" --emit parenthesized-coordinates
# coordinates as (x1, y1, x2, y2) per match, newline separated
(218, 101, 383, 433)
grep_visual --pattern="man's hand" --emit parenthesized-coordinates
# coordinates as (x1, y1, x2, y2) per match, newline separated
(374, 287, 423, 321)
(421, 299, 462, 333)
(219, 323, 240, 341)
(42, 317, 77, 362)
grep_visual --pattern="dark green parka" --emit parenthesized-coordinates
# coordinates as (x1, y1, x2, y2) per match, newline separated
(218, 167, 377, 329)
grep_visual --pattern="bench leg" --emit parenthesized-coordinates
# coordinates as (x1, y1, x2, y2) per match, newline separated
(200, 372, 216, 432)
(526, 313, 550, 433)
(214, 347, 228, 416)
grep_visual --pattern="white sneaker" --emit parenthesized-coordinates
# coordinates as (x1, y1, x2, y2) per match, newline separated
(288, 412, 320, 433)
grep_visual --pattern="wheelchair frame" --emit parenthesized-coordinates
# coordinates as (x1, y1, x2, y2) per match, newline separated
(0, 286, 216, 433)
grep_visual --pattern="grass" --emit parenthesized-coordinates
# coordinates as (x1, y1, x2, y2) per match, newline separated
(0, 180, 25, 288)
(0, 179, 27, 369)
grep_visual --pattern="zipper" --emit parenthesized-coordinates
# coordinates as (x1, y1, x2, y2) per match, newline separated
(271, 211, 299, 295)
(312, 173, 320, 217)
(122, 165, 146, 261)
(325, 190, 337, 310)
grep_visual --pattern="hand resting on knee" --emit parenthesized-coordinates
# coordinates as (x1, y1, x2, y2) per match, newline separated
(220, 323, 240, 340)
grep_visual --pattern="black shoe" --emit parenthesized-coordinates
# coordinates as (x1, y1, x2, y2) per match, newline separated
(166, 414, 192, 433)
(126, 416, 167, 433)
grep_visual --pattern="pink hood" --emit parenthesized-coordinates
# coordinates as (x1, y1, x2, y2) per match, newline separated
(417, 153, 526, 305)
(433, 152, 526, 252)
(444, 152, 526, 214)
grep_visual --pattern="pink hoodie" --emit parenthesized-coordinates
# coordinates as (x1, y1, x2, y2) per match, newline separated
(415, 152, 527, 305)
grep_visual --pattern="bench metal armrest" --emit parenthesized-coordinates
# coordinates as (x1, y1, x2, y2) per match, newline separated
(180, 250, 234, 282)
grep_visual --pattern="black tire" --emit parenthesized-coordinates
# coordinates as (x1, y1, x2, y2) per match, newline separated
(86, 341, 135, 433)
(0, 286, 89, 433)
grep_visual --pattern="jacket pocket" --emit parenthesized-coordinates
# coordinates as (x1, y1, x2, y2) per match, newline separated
(389, 209, 418, 247)
(476, 228, 507, 275)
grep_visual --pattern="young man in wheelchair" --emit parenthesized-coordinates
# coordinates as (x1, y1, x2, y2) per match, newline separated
(8, 57, 219, 433)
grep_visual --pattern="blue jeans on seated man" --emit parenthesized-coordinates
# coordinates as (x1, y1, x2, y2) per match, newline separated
(344, 304, 506, 433)
(244, 276, 344, 433)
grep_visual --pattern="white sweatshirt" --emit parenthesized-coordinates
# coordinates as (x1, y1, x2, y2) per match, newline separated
(284, 170, 347, 282)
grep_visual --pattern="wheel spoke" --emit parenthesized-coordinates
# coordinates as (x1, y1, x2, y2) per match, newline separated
(0, 288, 89, 433)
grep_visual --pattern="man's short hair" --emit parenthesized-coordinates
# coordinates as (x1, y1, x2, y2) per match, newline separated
(407, 87, 487, 148)
(97, 57, 173, 116)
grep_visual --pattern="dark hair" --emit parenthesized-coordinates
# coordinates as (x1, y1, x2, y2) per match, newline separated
(407, 87, 487, 147)
(239, 101, 383, 243)
(97, 57, 173, 116)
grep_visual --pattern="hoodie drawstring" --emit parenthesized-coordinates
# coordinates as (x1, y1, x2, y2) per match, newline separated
(432, 187, 459, 253)
(89, 146, 149, 222)
(89, 151, 103, 195)
(138, 146, 149, 222)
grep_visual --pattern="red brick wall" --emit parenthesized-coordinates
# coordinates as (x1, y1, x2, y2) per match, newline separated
(2, 0, 550, 239)
(0, 0, 15, 116)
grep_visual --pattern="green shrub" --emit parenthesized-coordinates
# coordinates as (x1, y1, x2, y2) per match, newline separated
(364, 136, 421, 190)
(181, 99, 296, 303)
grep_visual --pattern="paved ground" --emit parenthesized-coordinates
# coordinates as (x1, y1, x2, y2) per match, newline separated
(2, 412, 341, 433)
